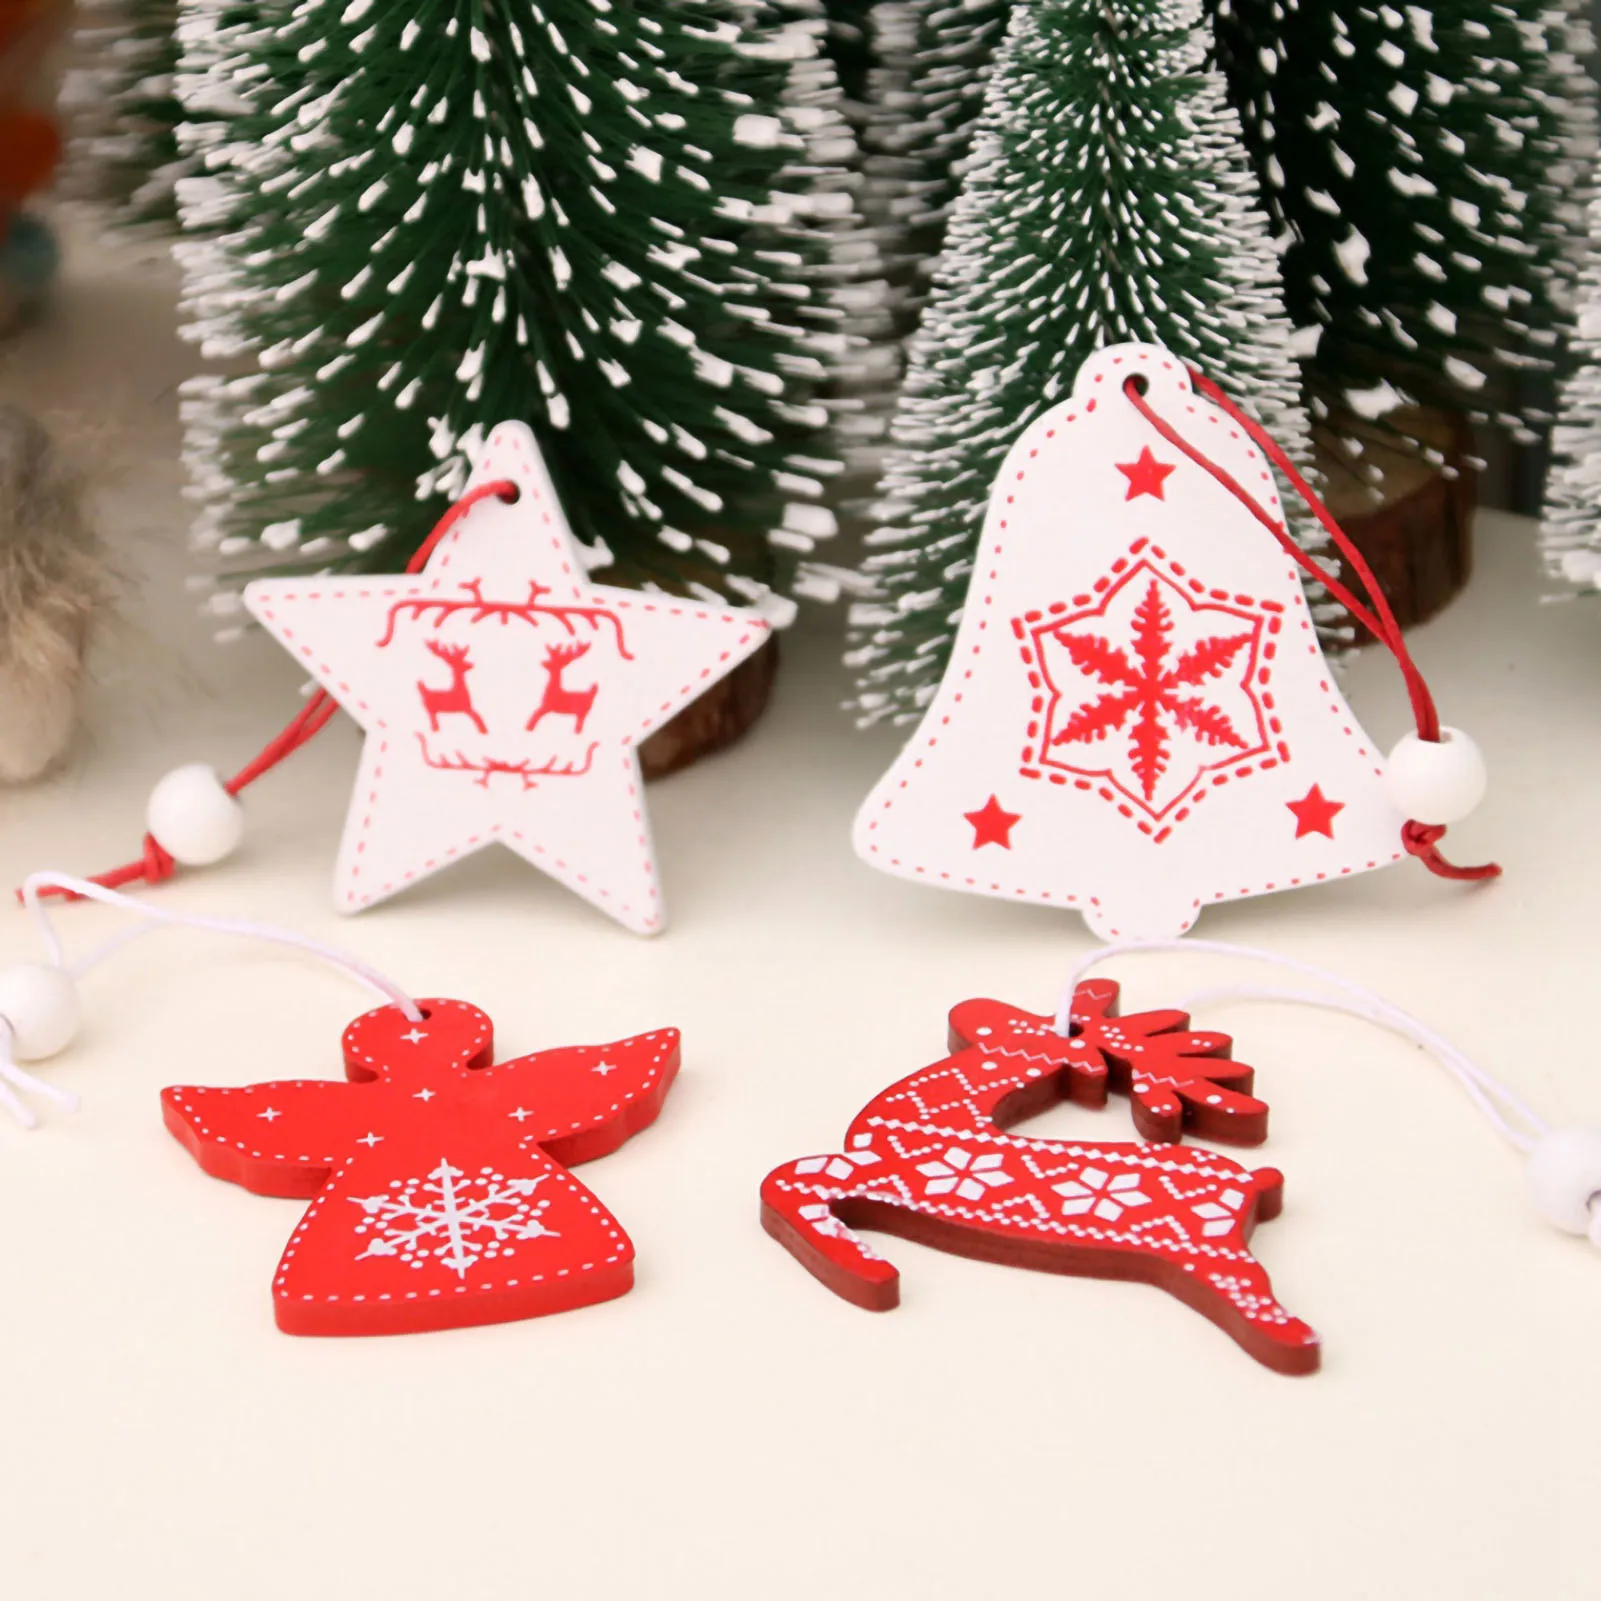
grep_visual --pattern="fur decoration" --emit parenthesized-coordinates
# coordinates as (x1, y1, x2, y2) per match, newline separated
(0, 405, 107, 781)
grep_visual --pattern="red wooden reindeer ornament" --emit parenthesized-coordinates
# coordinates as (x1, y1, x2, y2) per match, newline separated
(761, 979, 1318, 1374)
(163, 999, 679, 1336)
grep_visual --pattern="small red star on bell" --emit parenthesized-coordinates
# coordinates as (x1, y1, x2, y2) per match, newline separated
(964, 796, 1021, 850)
(1286, 784, 1345, 839)
(1115, 446, 1176, 501)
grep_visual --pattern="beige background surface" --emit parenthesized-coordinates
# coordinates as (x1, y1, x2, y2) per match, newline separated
(1, 220, 1599, 1600)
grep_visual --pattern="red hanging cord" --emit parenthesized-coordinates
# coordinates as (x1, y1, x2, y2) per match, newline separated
(1122, 371, 1498, 884)
(39, 478, 520, 901)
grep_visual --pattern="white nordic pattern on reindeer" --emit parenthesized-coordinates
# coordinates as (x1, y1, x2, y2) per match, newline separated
(917, 1146, 1012, 1201)
(351, 1158, 561, 1279)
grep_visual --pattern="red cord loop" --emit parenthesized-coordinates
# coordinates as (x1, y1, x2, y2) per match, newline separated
(1400, 822, 1500, 883)
(137, 833, 177, 885)
(36, 478, 519, 903)
(1121, 371, 1498, 884)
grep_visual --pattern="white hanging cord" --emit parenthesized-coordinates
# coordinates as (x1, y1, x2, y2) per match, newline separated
(1173, 986, 1548, 1154)
(0, 873, 424, 1129)
(1055, 938, 1548, 1152)
(1055, 938, 1601, 1251)
(21, 873, 423, 1017)
(0, 1017, 80, 1131)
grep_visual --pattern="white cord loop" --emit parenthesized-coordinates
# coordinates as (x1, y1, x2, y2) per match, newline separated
(0, 872, 423, 1129)
(0, 1018, 80, 1130)
(1056, 938, 1596, 1249)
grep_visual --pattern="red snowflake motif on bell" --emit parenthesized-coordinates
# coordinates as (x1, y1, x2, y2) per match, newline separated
(1026, 557, 1276, 827)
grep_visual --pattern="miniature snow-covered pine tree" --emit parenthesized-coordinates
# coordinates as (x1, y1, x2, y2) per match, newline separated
(1542, 179, 1601, 591)
(819, 0, 879, 102)
(176, 0, 864, 625)
(846, 0, 1309, 725)
(1211, 0, 1595, 444)
(63, 0, 191, 227)
(859, 0, 1011, 338)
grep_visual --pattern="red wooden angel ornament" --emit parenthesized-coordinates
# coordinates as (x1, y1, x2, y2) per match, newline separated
(853, 342, 1496, 939)
(761, 979, 1318, 1374)
(164, 998, 679, 1335)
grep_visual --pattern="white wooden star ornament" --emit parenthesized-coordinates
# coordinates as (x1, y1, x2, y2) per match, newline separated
(244, 422, 771, 934)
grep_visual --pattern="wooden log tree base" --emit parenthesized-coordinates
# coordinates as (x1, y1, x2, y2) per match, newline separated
(638, 634, 779, 781)
(1315, 404, 1476, 640)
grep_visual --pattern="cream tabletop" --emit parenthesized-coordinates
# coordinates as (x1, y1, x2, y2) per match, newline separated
(1, 216, 1597, 1601)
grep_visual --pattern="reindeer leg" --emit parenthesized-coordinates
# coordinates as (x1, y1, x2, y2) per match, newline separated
(1163, 1168, 1319, 1375)
(761, 1158, 900, 1311)
(1176, 1256, 1321, 1375)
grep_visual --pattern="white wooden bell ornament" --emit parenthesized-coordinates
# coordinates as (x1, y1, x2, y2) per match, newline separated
(853, 342, 1496, 939)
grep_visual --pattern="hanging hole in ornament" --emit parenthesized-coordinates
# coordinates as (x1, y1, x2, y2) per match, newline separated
(1124, 373, 1150, 399)
(498, 484, 521, 505)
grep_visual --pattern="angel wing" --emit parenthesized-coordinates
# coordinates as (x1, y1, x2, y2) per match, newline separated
(162, 1078, 376, 1198)
(476, 1028, 681, 1166)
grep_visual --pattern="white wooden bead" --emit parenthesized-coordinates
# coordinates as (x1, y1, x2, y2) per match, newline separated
(0, 964, 81, 1059)
(147, 764, 245, 866)
(1383, 727, 1486, 825)
(1528, 1128, 1601, 1235)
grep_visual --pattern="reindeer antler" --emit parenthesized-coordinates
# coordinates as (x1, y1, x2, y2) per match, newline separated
(414, 736, 599, 787)
(545, 639, 592, 664)
(379, 580, 633, 657)
(425, 638, 472, 664)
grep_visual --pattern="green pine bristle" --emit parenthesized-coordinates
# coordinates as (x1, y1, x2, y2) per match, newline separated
(171, 0, 881, 614)
(845, 0, 1312, 727)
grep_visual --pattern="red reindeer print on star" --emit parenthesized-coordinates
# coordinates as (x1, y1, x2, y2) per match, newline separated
(244, 420, 773, 929)
(527, 641, 599, 735)
(417, 639, 487, 735)
(378, 578, 630, 790)
(760, 982, 1315, 1374)
(163, 998, 680, 1336)
(377, 578, 634, 658)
